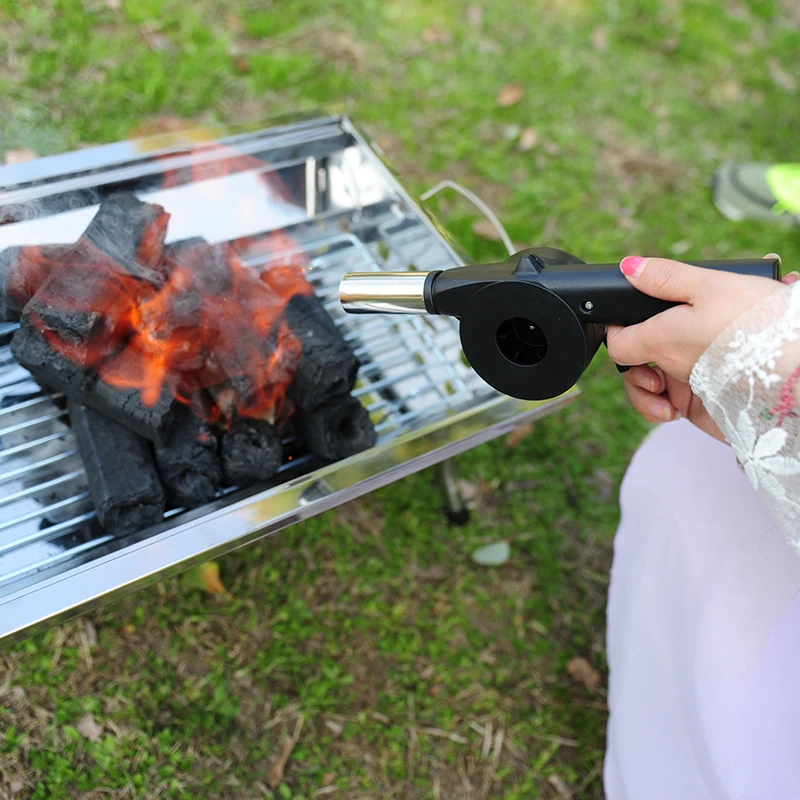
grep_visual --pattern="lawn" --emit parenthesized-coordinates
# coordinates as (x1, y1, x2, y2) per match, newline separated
(0, 0, 799, 797)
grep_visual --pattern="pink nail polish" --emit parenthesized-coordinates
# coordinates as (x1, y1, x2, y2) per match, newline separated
(620, 256, 647, 278)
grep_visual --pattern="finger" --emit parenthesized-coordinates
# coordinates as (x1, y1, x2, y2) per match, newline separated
(763, 252, 782, 265)
(607, 321, 660, 368)
(619, 255, 712, 303)
(783, 271, 799, 285)
(624, 364, 666, 394)
(624, 381, 678, 423)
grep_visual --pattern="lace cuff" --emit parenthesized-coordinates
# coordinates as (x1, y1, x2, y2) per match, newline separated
(690, 282, 800, 550)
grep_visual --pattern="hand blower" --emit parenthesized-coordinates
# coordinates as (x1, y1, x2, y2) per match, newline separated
(338, 247, 780, 401)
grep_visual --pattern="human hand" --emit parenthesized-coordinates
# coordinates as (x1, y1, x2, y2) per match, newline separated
(607, 254, 794, 441)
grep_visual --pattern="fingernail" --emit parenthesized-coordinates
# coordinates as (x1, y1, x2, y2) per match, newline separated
(660, 404, 675, 422)
(784, 271, 800, 284)
(620, 256, 647, 278)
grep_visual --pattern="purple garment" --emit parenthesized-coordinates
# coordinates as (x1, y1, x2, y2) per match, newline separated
(605, 419, 800, 799)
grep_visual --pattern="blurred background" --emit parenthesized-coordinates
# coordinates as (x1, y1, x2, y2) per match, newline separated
(0, 1, 798, 797)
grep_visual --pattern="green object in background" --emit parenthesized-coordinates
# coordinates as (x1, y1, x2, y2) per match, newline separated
(768, 164, 800, 215)
(714, 163, 800, 226)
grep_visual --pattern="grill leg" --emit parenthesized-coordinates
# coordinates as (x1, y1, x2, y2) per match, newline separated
(439, 459, 470, 526)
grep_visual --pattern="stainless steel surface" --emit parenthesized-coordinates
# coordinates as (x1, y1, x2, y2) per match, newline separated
(339, 271, 431, 314)
(0, 116, 578, 646)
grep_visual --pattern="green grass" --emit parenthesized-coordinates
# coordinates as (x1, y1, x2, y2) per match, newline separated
(1, 0, 799, 797)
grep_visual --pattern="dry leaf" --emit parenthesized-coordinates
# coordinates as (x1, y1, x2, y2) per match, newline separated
(567, 657, 601, 693)
(268, 735, 297, 788)
(76, 713, 103, 743)
(467, 5, 484, 27)
(471, 218, 502, 241)
(591, 27, 609, 51)
(104, 0, 121, 8)
(455, 478, 482, 508)
(769, 59, 796, 93)
(234, 56, 250, 73)
(506, 422, 534, 447)
(323, 773, 336, 786)
(9, 779, 24, 795)
(325, 719, 344, 736)
(496, 84, 524, 107)
(4, 148, 37, 165)
(422, 27, 452, 45)
(547, 774, 572, 799)
(518, 127, 538, 152)
(184, 561, 228, 595)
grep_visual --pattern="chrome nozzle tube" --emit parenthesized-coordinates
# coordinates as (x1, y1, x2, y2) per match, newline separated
(339, 271, 432, 314)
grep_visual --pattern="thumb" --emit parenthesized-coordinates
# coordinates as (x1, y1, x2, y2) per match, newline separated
(620, 255, 710, 303)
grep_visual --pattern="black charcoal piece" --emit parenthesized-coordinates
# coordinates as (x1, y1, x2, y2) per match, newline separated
(294, 394, 377, 461)
(154, 407, 222, 508)
(23, 262, 127, 367)
(0, 244, 72, 322)
(82, 192, 169, 281)
(11, 319, 180, 443)
(163, 238, 233, 295)
(219, 417, 283, 486)
(68, 399, 165, 536)
(283, 294, 359, 412)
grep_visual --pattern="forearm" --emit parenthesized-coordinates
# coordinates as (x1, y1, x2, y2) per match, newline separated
(690, 282, 800, 549)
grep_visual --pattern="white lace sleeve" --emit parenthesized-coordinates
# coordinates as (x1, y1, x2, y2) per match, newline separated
(690, 282, 800, 550)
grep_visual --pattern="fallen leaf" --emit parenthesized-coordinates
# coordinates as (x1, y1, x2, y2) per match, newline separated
(325, 719, 344, 736)
(567, 657, 601, 693)
(4, 148, 37, 165)
(323, 772, 336, 786)
(496, 83, 524, 107)
(9, 779, 24, 795)
(670, 239, 691, 255)
(76, 713, 103, 743)
(472, 541, 510, 566)
(455, 478, 482, 509)
(547, 774, 572, 799)
(104, 0, 121, 8)
(518, 127, 538, 152)
(268, 735, 297, 789)
(234, 56, 250, 73)
(467, 5, 484, 27)
(184, 561, 228, 595)
(769, 59, 796, 93)
(506, 422, 534, 447)
(591, 27, 609, 51)
(471, 218, 502, 241)
(422, 27, 452, 45)
(83, 619, 98, 649)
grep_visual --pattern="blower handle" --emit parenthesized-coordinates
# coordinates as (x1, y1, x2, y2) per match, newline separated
(547, 258, 781, 327)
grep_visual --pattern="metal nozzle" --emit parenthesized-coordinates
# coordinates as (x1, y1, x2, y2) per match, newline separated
(339, 271, 432, 314)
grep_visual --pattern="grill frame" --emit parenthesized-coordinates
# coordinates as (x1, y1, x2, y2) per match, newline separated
(0, 116, 578, 645)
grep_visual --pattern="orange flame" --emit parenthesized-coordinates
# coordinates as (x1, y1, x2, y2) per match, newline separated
(30, 145, 316, 427)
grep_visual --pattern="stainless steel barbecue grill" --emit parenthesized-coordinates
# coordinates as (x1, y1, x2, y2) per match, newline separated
(0, 116, 577, 646)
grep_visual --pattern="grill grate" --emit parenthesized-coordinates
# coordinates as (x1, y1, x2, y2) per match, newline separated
(0, 212, 483, 592)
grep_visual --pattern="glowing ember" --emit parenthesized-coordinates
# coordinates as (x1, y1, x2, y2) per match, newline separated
(25, 149, 315, 427)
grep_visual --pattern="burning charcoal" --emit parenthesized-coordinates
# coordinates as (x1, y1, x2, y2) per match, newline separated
(154, 407, 222, 508)
(22, 262, 134, 368)
(0, 244, 74, 321)
(163, 238, 233, 294)
(294, 394, 377, 462)
(82, 192, 170, 282)
(11, 318, 180, 443)
(219, 417, 282, 486)
(67, 399, 165, 536)
(283, 294, 359, 412)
